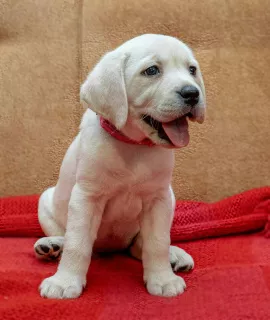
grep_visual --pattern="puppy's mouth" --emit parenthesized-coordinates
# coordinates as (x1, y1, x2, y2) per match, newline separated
(142, 113, 193, 148)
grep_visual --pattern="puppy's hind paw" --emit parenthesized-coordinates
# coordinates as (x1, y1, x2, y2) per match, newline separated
(34, 236, 64, 261)
(169, 245, 194, 272)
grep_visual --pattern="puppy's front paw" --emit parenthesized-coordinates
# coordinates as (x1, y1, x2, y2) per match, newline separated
(40, 272, 86, 299)
(145, 271, 186, 297)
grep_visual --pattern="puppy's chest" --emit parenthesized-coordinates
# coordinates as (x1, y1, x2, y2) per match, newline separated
(95, 192, 142, 251)
(84, 145, 174, 195)
(104, 162, 168, 193)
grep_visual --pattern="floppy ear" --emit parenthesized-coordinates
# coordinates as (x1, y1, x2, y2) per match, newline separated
(80, 51, 129, 129)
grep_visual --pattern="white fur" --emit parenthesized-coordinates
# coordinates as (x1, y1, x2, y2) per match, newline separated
(36, 34, 205, 299)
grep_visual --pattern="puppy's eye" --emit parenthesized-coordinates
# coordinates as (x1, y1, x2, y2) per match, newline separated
(143, 66, 160, 76)
(189, 66, 197, 76)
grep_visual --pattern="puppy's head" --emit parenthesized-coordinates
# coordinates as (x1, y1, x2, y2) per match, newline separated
(80, 34, 206, 148)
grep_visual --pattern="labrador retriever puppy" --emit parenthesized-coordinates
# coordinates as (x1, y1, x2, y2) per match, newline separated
(34, 34, 206, 299)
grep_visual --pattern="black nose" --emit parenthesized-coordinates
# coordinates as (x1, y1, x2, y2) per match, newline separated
(179, 85, 199, 106)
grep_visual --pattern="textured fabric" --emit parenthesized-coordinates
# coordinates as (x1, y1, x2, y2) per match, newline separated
(1, 0, 270, 201)
(172, 186, 270, 241)
(0, 187, 269, 239)
(0, 189, 270, 319)
(0, 194, 42, 237)
(0, 236, 270, 319)
(100, 117, 155, 146)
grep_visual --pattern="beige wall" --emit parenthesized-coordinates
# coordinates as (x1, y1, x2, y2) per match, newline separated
(0, 0, 269, 201)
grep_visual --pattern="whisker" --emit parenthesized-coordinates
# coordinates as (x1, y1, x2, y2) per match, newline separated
(141, 114, 148, 121)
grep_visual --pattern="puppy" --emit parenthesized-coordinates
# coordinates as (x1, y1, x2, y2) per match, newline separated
(34, 34, 206, 299)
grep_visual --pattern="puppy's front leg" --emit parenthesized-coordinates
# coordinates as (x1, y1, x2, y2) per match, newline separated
(141, 191, 186, 297)
(40, 184, 104, 299)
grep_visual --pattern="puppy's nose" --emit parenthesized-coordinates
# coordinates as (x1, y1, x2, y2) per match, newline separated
(179, 85, 199, 106)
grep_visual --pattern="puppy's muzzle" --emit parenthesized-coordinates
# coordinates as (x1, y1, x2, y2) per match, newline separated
(178, 85, 199, 107)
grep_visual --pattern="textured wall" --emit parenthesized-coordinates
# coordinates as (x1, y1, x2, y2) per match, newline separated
(0, 0, 269, 201)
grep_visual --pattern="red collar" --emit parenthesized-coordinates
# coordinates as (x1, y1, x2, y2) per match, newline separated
(100, 117, 155, 147)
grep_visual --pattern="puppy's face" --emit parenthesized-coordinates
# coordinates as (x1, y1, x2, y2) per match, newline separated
(81, 34, 206, 148)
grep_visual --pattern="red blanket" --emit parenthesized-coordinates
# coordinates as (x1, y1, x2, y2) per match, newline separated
(1, 187, 269, 239)
(0, 187, 270, 320)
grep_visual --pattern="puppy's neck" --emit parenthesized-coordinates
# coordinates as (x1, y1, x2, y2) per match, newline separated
(100, 117, 155, 147)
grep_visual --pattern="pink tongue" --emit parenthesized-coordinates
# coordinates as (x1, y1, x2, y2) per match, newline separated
(162, 117, 189, 148)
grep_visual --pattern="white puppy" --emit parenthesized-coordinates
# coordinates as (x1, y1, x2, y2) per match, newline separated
(34, 34, 206, 299)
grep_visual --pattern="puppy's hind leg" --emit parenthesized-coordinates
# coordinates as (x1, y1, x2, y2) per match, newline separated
(129, 234, 194, 272)
(35, 134, 80, 262)
(34, 187, 66, 261)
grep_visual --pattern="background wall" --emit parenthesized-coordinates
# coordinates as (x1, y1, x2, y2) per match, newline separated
(0, 0, 269, 201)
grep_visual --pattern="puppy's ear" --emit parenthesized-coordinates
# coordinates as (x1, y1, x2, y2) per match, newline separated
(80, 51, 129, 129)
